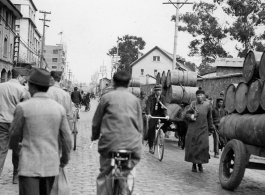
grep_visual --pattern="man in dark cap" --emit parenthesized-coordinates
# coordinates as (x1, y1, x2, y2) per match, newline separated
(184, 87, 215, 172)
(47, 71, 73, 128)
(146, 84, 169, 154)
(212, 96, 227, 158)
(9, 68, 72, 195)
(0, 67, 29, 183)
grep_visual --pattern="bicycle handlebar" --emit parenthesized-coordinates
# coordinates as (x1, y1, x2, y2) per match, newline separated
(149, 116, 168, 119)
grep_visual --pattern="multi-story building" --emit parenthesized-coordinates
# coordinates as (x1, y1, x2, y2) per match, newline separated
(11, 0, 41, 67)
(0, 0, 22, 82)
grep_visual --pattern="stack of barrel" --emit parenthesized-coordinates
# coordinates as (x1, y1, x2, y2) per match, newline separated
(156, 69, 198, 119)
(220, 50, 265, 147)
(128, 77, 141, 97)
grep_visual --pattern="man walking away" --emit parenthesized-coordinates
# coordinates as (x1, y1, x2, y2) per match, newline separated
(9, 68, 72, 195)
(84, 92, 91, 112)
(0, 67, 28, 184)
(92, 71, 143, 195)
(71, 87, 82, 119)
(47, 71, 73, 127)
(212, 96, 227, 158)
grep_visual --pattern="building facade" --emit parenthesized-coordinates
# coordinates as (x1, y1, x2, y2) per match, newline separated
(130, 46, 192, 84)
(11, 0, 41, 67)
(43, 44, 66, 71)
(0, 0, 22, 82)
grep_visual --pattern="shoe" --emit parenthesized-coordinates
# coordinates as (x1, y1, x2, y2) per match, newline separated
(198, 164, 203, 172)
(192, 164, 197, 172)
(77, 116, 80, 119)
(214, 153, 219, 158)
(13, 174, 18, 184)
(149, 147, 154, 154)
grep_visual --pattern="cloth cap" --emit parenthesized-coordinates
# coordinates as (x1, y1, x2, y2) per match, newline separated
(154, 84, 162, 91)
(12, 67, 28, 77)
(26, 68, 51, 87)
(50, 71, 62, 80)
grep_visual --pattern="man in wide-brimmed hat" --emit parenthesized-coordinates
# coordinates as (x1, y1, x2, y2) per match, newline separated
(9, 68, 72, 195)
(0, 67, 29, 183)
(145, 84, 169, 154)
(47, 71, 73, 127)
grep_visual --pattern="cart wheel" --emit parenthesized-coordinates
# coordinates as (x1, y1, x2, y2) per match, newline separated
(142, 115, 149, 143)
(156, 129, 164, 161)
(219, 139, 247, 190)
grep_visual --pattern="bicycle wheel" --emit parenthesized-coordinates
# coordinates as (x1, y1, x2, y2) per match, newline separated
(113, 179, 120, 195)
(156, 129, 165, 161)
(73, 122, 77, 151)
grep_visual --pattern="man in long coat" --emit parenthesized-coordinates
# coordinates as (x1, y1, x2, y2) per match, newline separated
(184, 88, 215, 172)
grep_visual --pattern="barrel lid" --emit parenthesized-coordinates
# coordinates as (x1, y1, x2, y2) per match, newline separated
(243, 51, 263, 83)
(247, 79, 263, 113)
(259, 51, 265, 81)
(225, 83, 238, 113)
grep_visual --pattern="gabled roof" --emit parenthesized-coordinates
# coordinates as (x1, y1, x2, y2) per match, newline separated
(130, 46, 192, 71)
(214, 58, 244, 68)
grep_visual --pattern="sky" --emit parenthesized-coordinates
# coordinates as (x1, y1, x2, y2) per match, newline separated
(32, 0, 262, 84)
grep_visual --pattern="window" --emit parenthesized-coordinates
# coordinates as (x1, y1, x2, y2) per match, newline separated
(53, 49, 58, 54)
(15, 25, 20, 31)
(15, 5, 21, 12)
(153, 56, 160, 61)
(52, 58, 58, 62)
(141, 69, 144, 76)
(4, 37, 8, 57)
(5, 11, 8, 25)
(52, 66, 57, 69)
(154, 69, 157, 76)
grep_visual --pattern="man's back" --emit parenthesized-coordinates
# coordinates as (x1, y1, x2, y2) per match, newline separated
(92, 89, 143, 160)
(71, 90, 81, 104)
(13, 93, 71, 176)
(0, 79, 25, 123)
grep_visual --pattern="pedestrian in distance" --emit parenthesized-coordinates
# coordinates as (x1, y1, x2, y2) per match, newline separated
(84, 92, 91, 112)
(145, 84, 169, 154)
(91, 70, 143, 195)
(71, 87, 82, 119)
(184, 87, 215, 172)
(9, 68, 72, 195)
(0, 67, 29, 184)
(212, 96, 227, 157)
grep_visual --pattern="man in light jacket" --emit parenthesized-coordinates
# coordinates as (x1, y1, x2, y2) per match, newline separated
(9, 68, 72, 195)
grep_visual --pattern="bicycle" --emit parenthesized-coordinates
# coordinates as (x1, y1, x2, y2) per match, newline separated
(149, 116, 167, 161)
(72, 103, 80, 151)
(109, 150, 135, 195)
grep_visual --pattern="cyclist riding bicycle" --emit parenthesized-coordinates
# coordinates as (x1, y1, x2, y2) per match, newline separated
(91, 71, 143, 195)
(146, 84, 169, 154)
(71, 87, 82, 119)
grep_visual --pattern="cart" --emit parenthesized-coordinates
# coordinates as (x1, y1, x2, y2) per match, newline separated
(219, 139, 265, 190)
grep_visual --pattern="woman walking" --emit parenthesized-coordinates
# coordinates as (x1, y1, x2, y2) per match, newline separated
(184, 87, 215, 172)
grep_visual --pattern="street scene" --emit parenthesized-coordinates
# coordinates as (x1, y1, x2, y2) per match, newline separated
(1, 0, 265, 195)
(1, 100, 265, 195)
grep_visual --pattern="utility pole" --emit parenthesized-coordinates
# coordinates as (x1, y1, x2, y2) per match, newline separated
(163, 1, 193, 70)
(68, 69, 72, 90)
(39, 10, 51, 69)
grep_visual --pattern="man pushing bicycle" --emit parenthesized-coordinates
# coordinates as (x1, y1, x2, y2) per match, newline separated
(146, 84, 169, 154)
(91, 71, 143, 195)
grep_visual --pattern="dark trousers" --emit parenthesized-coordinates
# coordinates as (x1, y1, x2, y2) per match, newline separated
(213, 129, 219, 155)
(0, 123, 20, 177)
(147, 118, 158, 148)
(85, 101, 90, 111)
(19, 176, 55, 195)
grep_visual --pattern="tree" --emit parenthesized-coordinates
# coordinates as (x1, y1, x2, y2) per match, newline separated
(197, 62, 216, 76)
(107, 35, 146, 72)
(172, 2, 229, 64)
(184, 61, 196, 72)
(215, 0, 265, 57)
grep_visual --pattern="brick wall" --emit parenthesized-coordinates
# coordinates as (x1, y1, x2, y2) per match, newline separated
(197, 73, 244, 103)
(216, 67, 242, 76)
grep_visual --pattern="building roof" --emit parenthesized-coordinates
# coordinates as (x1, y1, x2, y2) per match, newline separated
(35, 28, 41, 38)
(129, 46, 192, 71)
(29, 0, 38, 11)
(2, 0, 23, 18)
(214, 58, 244, 68)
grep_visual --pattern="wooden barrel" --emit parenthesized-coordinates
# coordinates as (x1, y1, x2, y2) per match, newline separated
(259, 51, 265, 81)
(161, 71, 166, 88)
(243, 51, 263, 83)
(167, 85, 198, 104)
(167, 104, 181, 120)
(235, 114, 265, 147)
(219, 114, 241, 140)
(224, 83, 238, 113)
(129, 77, 140, 87)
(235, 82, 248, 114)
(156, 72, 161, 84)
(260, 78, 265, 111)
(127, 87, 140, 97)
(166, 70, 197, 87)
(247, 79, 263, 113)
(162, 86, 167, 99)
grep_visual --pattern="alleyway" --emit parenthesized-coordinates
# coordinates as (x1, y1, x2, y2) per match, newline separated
(1, 99, 265, 195)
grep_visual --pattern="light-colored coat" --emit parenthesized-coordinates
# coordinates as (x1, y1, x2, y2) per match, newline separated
(9, 92, 72, 177)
